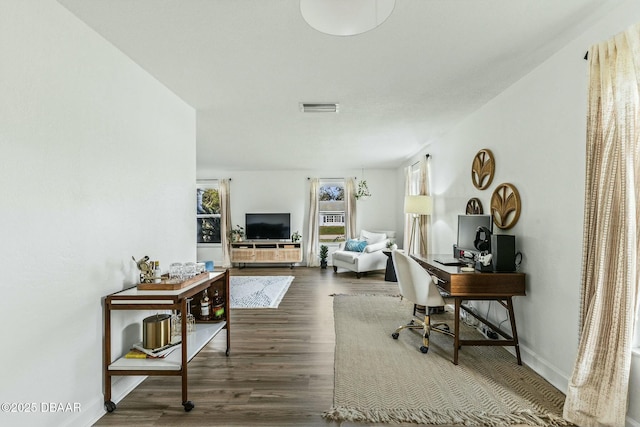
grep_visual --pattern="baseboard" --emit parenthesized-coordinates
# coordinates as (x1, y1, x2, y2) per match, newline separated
(65, 376, 146, 427)
(511, 343, 571, 394)
(627, 416, 640, 427)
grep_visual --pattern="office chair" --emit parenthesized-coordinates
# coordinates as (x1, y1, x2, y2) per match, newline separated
(391, 250, 454, 354)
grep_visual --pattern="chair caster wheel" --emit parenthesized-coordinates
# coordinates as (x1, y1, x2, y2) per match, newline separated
(420, 346, 429, 354)
(105, 401, 116, 413)
(183, 401, 195, 412)
(391, 332, 399, 339)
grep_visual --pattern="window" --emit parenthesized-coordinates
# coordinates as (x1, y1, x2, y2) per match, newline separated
(197, 181, 221, 244)
(409, 163, 421, 195)
(319, 180, 345, 243)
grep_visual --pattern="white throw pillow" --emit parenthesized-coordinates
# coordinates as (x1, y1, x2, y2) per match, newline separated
(363, 240, 388, 253)
(360, 230, 387, 244)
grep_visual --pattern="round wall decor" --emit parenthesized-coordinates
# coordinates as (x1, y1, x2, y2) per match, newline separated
(471, 149, 495, 190)
(465, 198, 483, 214)
(490, 183, 521, 229)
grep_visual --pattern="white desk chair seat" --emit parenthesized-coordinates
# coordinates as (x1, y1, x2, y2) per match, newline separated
(391, 250, 454, 354)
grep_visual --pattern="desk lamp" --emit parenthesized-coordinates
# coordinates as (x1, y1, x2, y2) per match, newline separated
(405, 195, 432, 255)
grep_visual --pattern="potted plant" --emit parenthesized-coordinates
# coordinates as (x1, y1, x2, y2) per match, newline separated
(319, 245, 329, 269)
(229, 224, 245, 242)
(291, 231, 301, 242)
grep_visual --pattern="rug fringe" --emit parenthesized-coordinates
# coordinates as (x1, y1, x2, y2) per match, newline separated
(329, 293, 401, 297)
(322, 406, 574, 426)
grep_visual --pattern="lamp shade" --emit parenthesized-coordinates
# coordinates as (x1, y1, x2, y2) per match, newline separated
(404, 195, 433, 215)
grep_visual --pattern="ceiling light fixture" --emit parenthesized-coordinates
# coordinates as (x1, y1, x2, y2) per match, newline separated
(300, 0, 396, 36)
(300, 103, 339, 113)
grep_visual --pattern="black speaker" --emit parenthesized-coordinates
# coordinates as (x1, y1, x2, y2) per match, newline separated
(491, 235, 516, 272)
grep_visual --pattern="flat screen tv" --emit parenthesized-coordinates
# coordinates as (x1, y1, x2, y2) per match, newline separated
(457, 214, 492, 255)
(245, 213, 291, 240)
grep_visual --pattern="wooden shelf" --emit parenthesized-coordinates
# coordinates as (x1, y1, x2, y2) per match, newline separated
(109, 322, 226, 371)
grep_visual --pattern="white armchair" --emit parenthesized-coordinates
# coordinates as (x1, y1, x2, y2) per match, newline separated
(332, 230, 396, 278)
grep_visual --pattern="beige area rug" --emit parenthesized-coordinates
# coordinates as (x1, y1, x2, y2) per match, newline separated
(324, 295, 571, 426)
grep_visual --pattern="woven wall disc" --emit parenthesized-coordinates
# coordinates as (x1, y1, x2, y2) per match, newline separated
(471, 149, 495, 190)
(465, 198, 483, 214)
(490, 183, 521, 229)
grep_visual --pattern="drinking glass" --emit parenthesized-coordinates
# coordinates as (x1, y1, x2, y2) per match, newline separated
(170, 310, 182, 343)
(169, 263, 184, 281)
(196, 262, 206, 274)
(185, 298, 196, 335)
(184, 262, 197, 278)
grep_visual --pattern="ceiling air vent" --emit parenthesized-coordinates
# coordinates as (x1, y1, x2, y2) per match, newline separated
(300, 103, 339, 113)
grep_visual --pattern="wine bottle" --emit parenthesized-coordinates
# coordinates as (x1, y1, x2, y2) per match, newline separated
(212, 289, 225, 320)
(200, 289, 212, 320)
(153, 261, 162, 283)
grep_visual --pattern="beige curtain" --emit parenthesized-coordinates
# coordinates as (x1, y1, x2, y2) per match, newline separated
(418, 157, 431, 255)
(403, 166, 412, 251)
(563, 22, 640, 427)
(403, 159, 430, 254)
(306, 178, 320, 267)
(219, 179, 232, 268)
(344, 177, 357, 239)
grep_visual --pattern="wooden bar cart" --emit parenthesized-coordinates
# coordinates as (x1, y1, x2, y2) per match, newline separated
(103, 270, 230, 412)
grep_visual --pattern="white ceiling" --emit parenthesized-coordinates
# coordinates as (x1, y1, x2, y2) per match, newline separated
(58, 0, 620, 171)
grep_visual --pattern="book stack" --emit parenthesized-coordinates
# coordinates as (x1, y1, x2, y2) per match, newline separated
(124, 340, 181, 359)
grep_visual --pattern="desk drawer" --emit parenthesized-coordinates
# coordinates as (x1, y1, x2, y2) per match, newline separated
(412, 255, 525, 297)
(418, 261, 452, 293)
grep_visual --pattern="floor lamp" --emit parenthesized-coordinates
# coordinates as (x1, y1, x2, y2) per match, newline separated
(405, 195, 433, 255)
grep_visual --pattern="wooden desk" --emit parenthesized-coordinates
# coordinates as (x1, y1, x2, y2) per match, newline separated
(411, 254, 526, 365)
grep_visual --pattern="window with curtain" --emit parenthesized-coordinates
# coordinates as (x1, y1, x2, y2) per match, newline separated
(318, 179, 345, 243)
(409, 163, 421, 195)
(196, 180, 221, 244)
(404, 162, 423, 254)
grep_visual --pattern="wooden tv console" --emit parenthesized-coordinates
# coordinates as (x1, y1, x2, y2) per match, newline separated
(230, 241, 302, 268)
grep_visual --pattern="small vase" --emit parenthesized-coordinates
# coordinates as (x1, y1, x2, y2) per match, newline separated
(320, 260, 327, 269)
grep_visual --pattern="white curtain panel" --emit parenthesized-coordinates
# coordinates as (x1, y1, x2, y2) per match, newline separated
(219, 179, 232, 268)
(344, 177, 357, 240)
(418, 158, 431, 255)
(563, 22, 640, 427)
(403, 166, 412, 252)
(306, 178, 320, 267)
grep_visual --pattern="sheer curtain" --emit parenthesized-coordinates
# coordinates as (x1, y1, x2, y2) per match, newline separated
(306, 178, 320, 267)
(219, 179, 232, 268)
(403, 166, 412, 251)
(563, 22, 640, 427)
(418, 158, 431, 255)
(344, 177, 357, 240)
(403, 160, 429, 253)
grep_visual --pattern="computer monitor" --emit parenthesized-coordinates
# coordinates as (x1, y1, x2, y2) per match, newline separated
(457, 214, 492, 256)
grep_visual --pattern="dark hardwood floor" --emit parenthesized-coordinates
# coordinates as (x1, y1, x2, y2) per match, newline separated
(95, 267, 402, 427)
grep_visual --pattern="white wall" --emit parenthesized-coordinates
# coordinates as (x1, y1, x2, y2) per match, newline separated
(196, 169, 399, 265)
(400, 1, 640, 424)
(0, 1, 196, 426)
